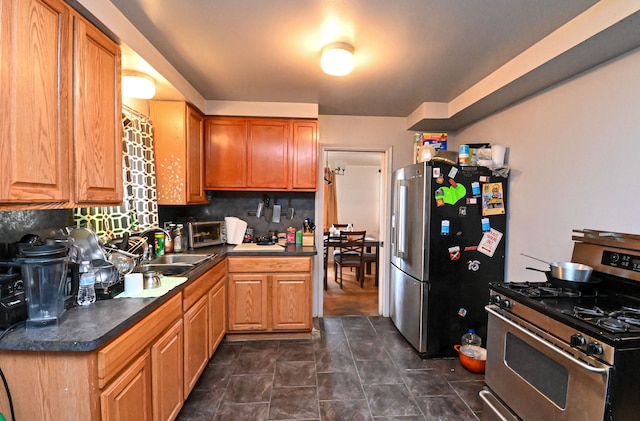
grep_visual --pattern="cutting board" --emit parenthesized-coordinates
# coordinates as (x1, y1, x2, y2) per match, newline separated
(233, 243, 285, 251)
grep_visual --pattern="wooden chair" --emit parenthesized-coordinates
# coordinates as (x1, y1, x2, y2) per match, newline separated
(363, 242, 379, 287)
(323, 233, 329, 290)
(333, 230, 367, 288)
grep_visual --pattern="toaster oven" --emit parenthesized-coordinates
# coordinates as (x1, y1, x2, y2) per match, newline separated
(186, 221, 226, 248)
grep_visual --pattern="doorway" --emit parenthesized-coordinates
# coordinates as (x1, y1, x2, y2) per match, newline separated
(315, 148, 391, 317)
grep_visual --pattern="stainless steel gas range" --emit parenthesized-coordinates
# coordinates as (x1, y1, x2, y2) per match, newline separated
(481, 230, 640, 421)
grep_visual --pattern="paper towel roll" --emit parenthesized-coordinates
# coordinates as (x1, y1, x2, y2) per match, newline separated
(124, 273, 143, 294)
(224, 217, 248, 245)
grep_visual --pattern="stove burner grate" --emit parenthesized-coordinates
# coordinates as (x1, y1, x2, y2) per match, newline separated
(505, 282, 590, 298)
(572, 305, 640, 333)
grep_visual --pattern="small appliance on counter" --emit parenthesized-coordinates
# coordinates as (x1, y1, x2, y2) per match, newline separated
(0, 266, 27, 328)
(16, 245, 71, 328)
(186, 220, 226, 248)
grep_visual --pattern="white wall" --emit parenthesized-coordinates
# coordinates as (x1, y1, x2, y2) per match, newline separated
(453, 47, 640, 281)
(335, 165, 381, 239)
(318, 115, 415, 169)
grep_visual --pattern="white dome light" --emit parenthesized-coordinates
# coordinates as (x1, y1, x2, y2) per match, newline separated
(122, 72, 156, 99)
(321, 42, 354, 76)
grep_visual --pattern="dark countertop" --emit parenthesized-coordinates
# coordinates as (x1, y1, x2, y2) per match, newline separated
(0, 243, 316, 352)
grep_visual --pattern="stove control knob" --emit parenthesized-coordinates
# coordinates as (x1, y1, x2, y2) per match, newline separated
(570, 334, 587, 348)
(490, 295, 502, 305)
(500, 299, 511, 309)
(586, 342, 604, 356)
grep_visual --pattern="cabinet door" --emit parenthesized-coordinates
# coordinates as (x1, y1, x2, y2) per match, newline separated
(209, 280, 226, 357)
(247, 119, 290, 189)
(228, 273, 268, 331)
(183, 295, 209, 395)
(72, 14, 122, 205)
(101, 350, 153, 421)
(0, 0, 72, 204)
(185, 104, 207, 203)
(291, 120, 318, 191)
(204, 118, 247, 189)
(151, 319, 183, 421)
(271, 273, 311, 331)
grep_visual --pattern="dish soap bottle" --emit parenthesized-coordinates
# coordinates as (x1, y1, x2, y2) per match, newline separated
(173, 224, 184, 253)
(77, 261, 96, 306)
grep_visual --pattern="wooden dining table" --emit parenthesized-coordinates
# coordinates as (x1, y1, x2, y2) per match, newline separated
(323, 232, 380, 289)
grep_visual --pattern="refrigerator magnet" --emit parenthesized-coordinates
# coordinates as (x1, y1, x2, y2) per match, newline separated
(432, 167, 441, 178)
(481, 217, 490, 232)
(458, 308, 468, 317)
(449, 178, 457, 187)
(436, 175, 444, 184)
(435, 188, 445, 207)
(448, 167, 458, 179)
(441, 220, 450, 235)
(478, 228, 504, 257)
(467, 260, 481, 271)
(471, 181, 481, 196)
(459, 206, 467, 216)
(479, 175, 490, 183)
(466, 197, 478, 205)
(482, 182, 505, 216)
(449, 246, 461, 261)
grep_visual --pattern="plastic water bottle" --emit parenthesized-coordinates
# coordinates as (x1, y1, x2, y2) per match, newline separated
(77, 261, 97, 306)
(461, 329, 482, 358)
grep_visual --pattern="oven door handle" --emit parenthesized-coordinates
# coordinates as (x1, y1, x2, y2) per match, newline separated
(485, 305, 608, 374)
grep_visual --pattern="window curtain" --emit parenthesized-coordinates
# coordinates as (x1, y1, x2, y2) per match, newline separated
(73, 106, 159, 241)
(323, 166, 338, 231)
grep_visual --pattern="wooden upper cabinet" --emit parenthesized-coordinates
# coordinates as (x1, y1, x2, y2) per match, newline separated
(291, 120, 318, 190)
(247, 119, 290, 189)
(204, 118, 248, 189)
(0, 0, 122, 209)
(72, 14, 122, 205)
(0, 0, 72, 205)
(150, 101, 207, 204)
(204, 117, 318, 191)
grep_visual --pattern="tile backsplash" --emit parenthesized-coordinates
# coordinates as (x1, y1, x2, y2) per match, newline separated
(0, 210, 72, 243)
(158, 191, 316, 240)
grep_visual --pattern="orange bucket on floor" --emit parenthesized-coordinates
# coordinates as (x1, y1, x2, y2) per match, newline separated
(454, 344, 486, 374)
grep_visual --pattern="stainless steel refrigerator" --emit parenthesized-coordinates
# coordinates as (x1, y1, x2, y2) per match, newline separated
(390, 161, 508, 357)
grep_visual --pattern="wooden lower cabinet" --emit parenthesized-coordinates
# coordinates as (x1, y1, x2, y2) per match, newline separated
(182, 259, 227, 394)
(272, 273, 311, 330)
(183, 295, 209, 395)
(227, 256, 312, 333)
(0, 261, 228, 421)
(209, 278, 227, 356)
(151, 319, 184, 421)
(101, 350, 153, 421)
(228, 273, 269, 330)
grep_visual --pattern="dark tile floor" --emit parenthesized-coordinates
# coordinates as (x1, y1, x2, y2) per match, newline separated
(177, 316, 484, 421)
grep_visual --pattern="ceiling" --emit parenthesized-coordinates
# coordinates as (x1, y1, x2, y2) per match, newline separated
(105, 0, 640, 130)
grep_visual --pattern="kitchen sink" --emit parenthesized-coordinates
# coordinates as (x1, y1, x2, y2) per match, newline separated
(138, 263, 194, 276)
(149, 254, 213, 265)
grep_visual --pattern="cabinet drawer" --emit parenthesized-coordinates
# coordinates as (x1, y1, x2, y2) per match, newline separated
(98, 294, 182, 388)
(183, 260, 226, 310)
(228, 256, 311, 273)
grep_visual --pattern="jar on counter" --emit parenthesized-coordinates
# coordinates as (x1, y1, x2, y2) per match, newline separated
(286, 227, 296, 244)
(154, 232, 165, 257)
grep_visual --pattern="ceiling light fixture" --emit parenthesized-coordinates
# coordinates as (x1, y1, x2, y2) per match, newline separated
(122, 71, 156, 99)
(321, 42, 354, 76)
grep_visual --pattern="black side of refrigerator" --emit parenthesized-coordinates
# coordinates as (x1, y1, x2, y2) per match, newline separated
(424, 163, 508, 357)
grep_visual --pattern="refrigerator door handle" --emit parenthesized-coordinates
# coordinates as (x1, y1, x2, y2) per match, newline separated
(397, 183, 408, 258)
